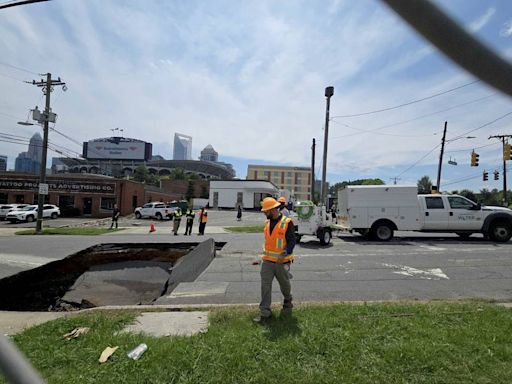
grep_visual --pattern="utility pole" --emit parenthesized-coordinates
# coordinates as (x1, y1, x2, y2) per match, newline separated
(321, 86, 334, 206)
(390, 177, 401, 185)
(489, 134, 512, 206)
(30, 73, 66, 234)
(311, 138, 315, 202)
(436, 121, 448, 192)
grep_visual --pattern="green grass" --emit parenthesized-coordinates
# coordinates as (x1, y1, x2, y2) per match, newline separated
(5, 302, 512, 383)
(224, 225, 264, 233)
(15, 227, 124, 235)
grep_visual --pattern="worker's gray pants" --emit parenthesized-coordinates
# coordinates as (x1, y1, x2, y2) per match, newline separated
(259, 260, 292, 318)
(173, 219, 181, 234)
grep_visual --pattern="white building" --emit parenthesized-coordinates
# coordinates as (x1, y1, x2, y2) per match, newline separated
(173, 133, 192, 160)
(209, 180, 280, 209)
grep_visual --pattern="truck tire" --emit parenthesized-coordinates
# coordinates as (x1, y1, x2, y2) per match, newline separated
(456, 232, 472, 239)
(318, 228, 331, 245)
(135, 212, 142, 219)
(155, 212, 163, 220)
(372, 222, 394, 241)
(488, 220, 512, 242)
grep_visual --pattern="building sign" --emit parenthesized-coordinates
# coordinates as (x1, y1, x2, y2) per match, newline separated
(84, 138, 150, 160)
(38, 183, 49, 195)
(0, 179, 116, 195)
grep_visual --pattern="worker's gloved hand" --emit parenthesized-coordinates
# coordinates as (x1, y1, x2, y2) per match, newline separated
(277, 251, 287, 264)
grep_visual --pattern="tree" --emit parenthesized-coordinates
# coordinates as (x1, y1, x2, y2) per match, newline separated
(328, 178, 385, 195)
(478, 188, 500, 206)
(133, 164, 149, 183)
(185, 180, 195, 201)
(170, 167, 186, 180)
(417, 175, 432, 194)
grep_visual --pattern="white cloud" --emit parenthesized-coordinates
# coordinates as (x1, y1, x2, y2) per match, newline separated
(468, 7, 496, 32)
(500, 19, 512, 37)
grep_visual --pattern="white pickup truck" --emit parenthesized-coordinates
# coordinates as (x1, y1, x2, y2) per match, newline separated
(337, 185, 512, 242)
(134, 202, 176, 220)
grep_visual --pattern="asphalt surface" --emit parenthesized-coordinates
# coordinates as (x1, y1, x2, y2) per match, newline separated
(1, 226, 511, 305)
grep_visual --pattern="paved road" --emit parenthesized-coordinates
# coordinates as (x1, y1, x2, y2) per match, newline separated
(1, 228, 511, 305)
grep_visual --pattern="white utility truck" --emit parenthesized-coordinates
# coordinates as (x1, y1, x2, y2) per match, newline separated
(337, 185, 512, 242)
(293, 200, 333, 245)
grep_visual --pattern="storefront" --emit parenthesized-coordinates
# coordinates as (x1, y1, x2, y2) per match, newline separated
(0, 173, 174, 218)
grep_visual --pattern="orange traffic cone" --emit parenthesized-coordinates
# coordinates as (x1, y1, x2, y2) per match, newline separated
(149, 223, 156, 233)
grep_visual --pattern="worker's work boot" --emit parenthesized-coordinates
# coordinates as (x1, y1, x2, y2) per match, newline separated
(252, 315, 271, 325)
(282, 298, 293, 316)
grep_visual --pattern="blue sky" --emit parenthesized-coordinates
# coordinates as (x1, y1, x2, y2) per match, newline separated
(1, 0, 512, 192)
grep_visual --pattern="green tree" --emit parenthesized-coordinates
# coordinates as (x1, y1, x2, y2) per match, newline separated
(328, 178, 385, 195)
(417, 176, 433, 194)
(185, 180, 195, 201)
(133, 164, 149, 183)
(170, 167, 186, 180)
(478, 188, 500, 206)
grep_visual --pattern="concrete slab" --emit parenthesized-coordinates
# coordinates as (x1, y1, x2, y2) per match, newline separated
(122, 311, 209, 337)
(61, 260, 171, 307)
(167, 281, 229, 298)
(0, 311, 68, 335)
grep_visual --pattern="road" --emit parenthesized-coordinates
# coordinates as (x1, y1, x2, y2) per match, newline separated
(1, 224, 511, 304)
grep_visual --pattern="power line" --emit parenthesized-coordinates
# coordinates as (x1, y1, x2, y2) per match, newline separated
(395, 143, 441, 178)
(0, 61, 38, 75)
(0, 0, 49, 10)
(329, 119, 438, 138)
(325, 93, 495, 141)
(451, 110, 512, 140)
(0, 72, 25, 82)
(444, 141, 500, 154)
(330, 80, 480, 118)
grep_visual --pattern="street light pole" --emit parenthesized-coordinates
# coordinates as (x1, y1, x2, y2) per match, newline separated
(311, 138, 315, 202)
(321, 86, 334, 206)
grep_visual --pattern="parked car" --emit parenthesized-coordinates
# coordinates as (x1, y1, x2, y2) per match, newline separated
(0, 204, 28, 221)
(6, 204, 60, 223)
(134, 202, 177, 220)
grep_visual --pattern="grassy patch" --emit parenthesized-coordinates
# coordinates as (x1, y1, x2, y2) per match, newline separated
(15, 227, 124, 236)
(224, 225, 264, 233)
(6, 302, 512, 383)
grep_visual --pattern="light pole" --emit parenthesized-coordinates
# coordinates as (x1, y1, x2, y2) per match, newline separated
(321, 86, 334, 206)
(436, 121, 475, 192)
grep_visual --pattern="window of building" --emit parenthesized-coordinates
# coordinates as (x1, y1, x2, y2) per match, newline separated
(58, 195, 75, 208)
(101, 197, 116, 211)
(132, 195, 138, 209)
(425, 197, 444, 209)
(0, 193, 7, 204)
(15, 195, 24, 204)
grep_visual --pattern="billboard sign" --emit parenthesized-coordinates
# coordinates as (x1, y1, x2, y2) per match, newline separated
(0, 179, 116, 195)
(84, 138, 149, 160)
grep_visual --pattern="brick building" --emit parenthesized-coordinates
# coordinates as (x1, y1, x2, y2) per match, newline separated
(0, 173, 174, 218)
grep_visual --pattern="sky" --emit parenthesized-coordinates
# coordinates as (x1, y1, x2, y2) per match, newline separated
(1, 0, 512, 193)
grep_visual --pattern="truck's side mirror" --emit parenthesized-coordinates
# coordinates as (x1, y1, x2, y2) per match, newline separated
(471, 203, 481, 210)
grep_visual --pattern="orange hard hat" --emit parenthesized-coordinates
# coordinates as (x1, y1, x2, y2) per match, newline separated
(278, 197, 286, 203)
(261, 197, 281, 212)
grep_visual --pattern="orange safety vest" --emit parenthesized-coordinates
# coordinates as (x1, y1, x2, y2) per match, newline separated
(200, 211, 208, 223)
(261, 215, 294, 263)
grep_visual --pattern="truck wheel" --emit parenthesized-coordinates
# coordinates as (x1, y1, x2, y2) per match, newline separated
(456, 232, 472, 239)
(372, 223, 394, 241)
(26, 215, 34, 223)
(155, 212, 162, 220)
(135, 212, 142, 219)
(488, 221, 512, 242)
(319, 229, 331, 245)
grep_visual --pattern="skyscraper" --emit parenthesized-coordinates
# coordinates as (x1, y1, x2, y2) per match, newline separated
(14, 132, 42, 174)
(173, 133, 192, 160)
(199, 144, 218, 162)
(0, 155, 7, 171)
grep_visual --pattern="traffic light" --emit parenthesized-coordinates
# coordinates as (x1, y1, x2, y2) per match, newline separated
(483, 171, 488, 181)
(494, 170, 500, 180)
(471, 150, 479, 166)
(504, 143, 512, 161)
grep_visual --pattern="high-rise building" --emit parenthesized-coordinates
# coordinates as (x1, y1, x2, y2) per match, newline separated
(199, 145, 218, 162)
(0, 155, 7, 171)
(247, 164, 312, 201)
(14, 133, 42, 174)
(173, 133, 192, 160)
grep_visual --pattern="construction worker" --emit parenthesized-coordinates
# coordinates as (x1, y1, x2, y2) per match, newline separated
(278, 196, 290, 218)
(198, 207, 208, 235)
(172, 208, 182, 236)
(253, 197, 295, 324)
(184, 208, 194, 235)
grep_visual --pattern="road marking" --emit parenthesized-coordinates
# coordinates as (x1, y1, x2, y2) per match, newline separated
(0, 254, 55, 268)
(383, 263, 449, 280)
(407, 242, 447, 251)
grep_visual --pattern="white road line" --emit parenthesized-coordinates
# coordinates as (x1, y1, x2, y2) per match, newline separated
(407, 242, 447, 251)
(383, 263, 449, 280)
